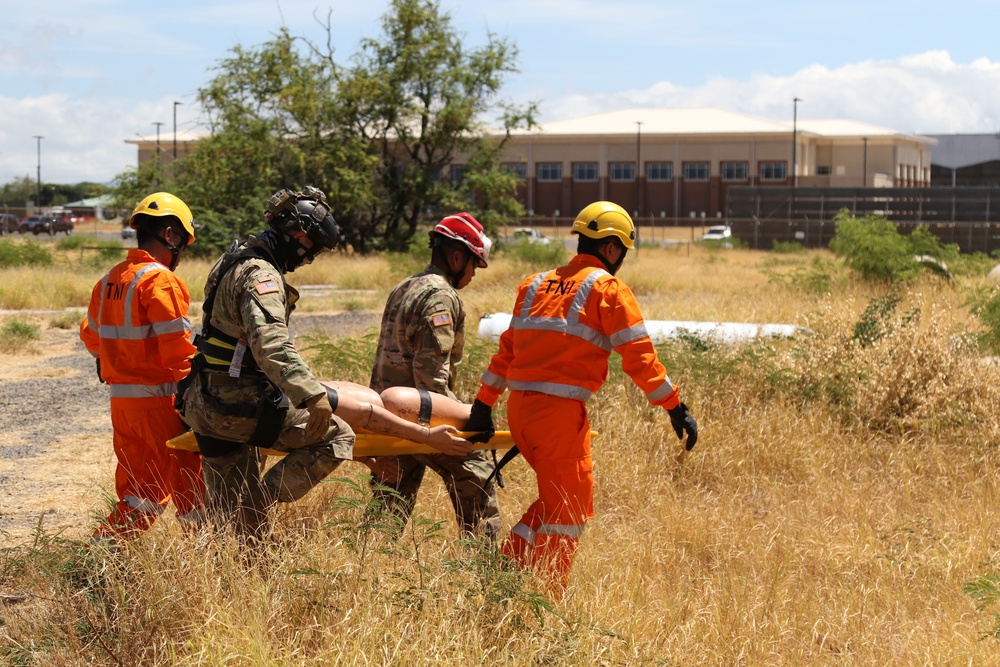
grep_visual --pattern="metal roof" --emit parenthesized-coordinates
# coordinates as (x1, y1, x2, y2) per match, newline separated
(508, 107, 935, 144)
(927, 134, 1000, 169)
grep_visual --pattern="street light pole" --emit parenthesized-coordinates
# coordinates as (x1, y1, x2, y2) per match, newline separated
(32, 135, 43, 211)
(792, 97, 801, 188)
(173, 101, 182, 159)
(635, 120, 643, 229)
(153, 122, 164, 159)
(862, 137, 869, 187)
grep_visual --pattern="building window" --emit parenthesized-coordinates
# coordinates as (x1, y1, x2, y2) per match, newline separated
(760, 161, 787, 181)
(721, 162, 748, 181)
(647, 162, 672, 181)
(816, 165, 832, 176)
(503, 163, 527, 180)
(683, 162, 709, 181)
(609, 162, 635, 181)
(537, 163, 562, 182)
(573, 163, 598, 181)
(449, 164, 466, 185)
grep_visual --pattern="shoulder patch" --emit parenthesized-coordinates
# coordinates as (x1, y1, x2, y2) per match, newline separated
(431, 311, 453, 327)
(254, 280, 281, 295)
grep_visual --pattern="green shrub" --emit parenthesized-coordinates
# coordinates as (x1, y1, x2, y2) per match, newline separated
(55, 234, 98, 250)
(828, 210, 959, 283)
(0, 319, 41, 352)
(772, 240, 805, 254)
(504, 239, 566, 267)
(0, 240, 53, 267)
(966, 286, 1000, 354)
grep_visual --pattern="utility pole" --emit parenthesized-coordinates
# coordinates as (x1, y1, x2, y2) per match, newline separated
(32, 135, 43, 211)
(792, 98, 802, 188)
(636, 120, 643, 248)
(173, 101, 182, 159)
(862, 137, 869, 187)
(153, 121, 164, 160)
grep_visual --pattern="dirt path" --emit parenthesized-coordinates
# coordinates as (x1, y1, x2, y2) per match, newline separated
(0, 311, 380, 545)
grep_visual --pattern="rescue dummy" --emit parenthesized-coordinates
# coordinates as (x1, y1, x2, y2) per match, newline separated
(473, 201, 699, 594)
(79, 192, 204, 542)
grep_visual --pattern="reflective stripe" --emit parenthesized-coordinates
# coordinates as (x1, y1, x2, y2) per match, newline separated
(100, 316, 192, 341)
(646, 381, 675, 403)
(508, 380, 593, 401)
(124, 263, 168, 328)
(480, 369, 507, 391)
(512, 315, 612, 351)
(518, 273, 548, 318)
(537, 522, 585, 539)
(512, 267, 612, 350)
(609, 323, 650, 348)
(110, 382, 177, 399)
(511, 521, 537, 546)
(123, 494, 166, 515)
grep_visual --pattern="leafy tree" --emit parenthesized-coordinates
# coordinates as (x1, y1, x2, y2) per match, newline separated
(335, 0, 535, 252)
(113, 0, 534, 257)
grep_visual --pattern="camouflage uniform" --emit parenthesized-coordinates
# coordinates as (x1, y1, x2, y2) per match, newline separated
(369, 263, 501, 541)
(181, 236, 354, 538)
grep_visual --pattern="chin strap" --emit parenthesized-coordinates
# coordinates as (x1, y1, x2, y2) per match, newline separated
(151, 234, 183, 271)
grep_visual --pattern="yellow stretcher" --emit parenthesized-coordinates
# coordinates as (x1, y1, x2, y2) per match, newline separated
(166, 429, 519, 458)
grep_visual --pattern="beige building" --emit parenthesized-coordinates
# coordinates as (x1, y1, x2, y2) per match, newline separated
(460, 107, 935, 222)
(127, 107, 935, 225)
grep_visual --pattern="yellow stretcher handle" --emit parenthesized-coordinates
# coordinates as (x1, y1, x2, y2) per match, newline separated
(167, 430, 517, 458)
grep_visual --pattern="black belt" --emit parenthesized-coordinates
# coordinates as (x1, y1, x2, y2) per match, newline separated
(205, 373, 261, 387)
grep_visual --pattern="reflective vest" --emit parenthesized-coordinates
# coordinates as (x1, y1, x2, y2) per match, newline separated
(80, 249, 195, 408)
(477, 253, 679, 408)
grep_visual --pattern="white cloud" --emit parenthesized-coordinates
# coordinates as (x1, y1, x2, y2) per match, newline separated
(0, 94, 188, 185)
(4, 50, 1000, 185)
(541, 51, 1000, 135)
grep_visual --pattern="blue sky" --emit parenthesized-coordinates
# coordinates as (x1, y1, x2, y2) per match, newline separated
(3, 0, 1000, 185)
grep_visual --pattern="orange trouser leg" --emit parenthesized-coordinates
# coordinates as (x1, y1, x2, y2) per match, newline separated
(501, 391, 594, 591)
(94, 405, 203, 541)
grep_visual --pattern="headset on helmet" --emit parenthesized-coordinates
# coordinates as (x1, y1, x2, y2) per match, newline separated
(429, 212, 491, 268)
(571, 201, 635, 250)
(129, 192, 195, 244)
(264, 187, 340, 251)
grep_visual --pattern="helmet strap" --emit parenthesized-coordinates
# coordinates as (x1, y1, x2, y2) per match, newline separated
(151, 230, 184, 271)
(433, 241, 470, 288)
(595, 239, 627, 276)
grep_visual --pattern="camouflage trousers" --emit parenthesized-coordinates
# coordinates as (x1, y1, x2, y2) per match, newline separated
(369, 449, 501, 543)
(201, 407, 354, 541)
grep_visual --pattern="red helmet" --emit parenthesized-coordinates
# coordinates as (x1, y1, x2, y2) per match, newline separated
(429, 212, 492, 268)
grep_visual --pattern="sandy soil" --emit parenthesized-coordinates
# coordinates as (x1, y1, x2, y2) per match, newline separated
(0, 311, 380, 545)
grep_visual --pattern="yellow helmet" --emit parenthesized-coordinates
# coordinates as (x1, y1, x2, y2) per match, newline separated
(128, 192, 195, 244)
(571, 201, 635, 249)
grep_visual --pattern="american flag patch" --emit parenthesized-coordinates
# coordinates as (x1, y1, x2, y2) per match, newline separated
(431, 312, 452, 327)
(254, 280, 280, 295)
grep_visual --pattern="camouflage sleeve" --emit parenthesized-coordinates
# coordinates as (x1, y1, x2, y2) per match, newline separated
(235, 263, 325, 408)
(411, 290, 460, 399)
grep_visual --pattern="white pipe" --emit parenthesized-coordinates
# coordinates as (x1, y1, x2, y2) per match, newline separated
(477, 312, 803, 344)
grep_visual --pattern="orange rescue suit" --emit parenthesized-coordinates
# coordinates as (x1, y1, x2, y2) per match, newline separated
(476, 253, 681, 591)
(80, 249, 203, 540)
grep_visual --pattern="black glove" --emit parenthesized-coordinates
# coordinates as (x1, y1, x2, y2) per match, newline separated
(95, 358, 106, 384)
(464, 399, 495, 444)
(667, 402, 698, 451)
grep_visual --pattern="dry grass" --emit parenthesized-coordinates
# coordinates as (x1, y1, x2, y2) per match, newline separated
(5, 244, 1000, 664)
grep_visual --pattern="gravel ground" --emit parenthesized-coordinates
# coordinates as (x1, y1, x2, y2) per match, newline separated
(0, 310, 381, 544)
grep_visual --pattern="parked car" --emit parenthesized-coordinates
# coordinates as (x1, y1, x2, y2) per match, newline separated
(509, 227, 551, 245)
(121, 225, 136, 240)
(20, 215, 56, 234)
(0, 213, 19, 235)
(51, 215, 74, 234)
(701, 225, 732, 241)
